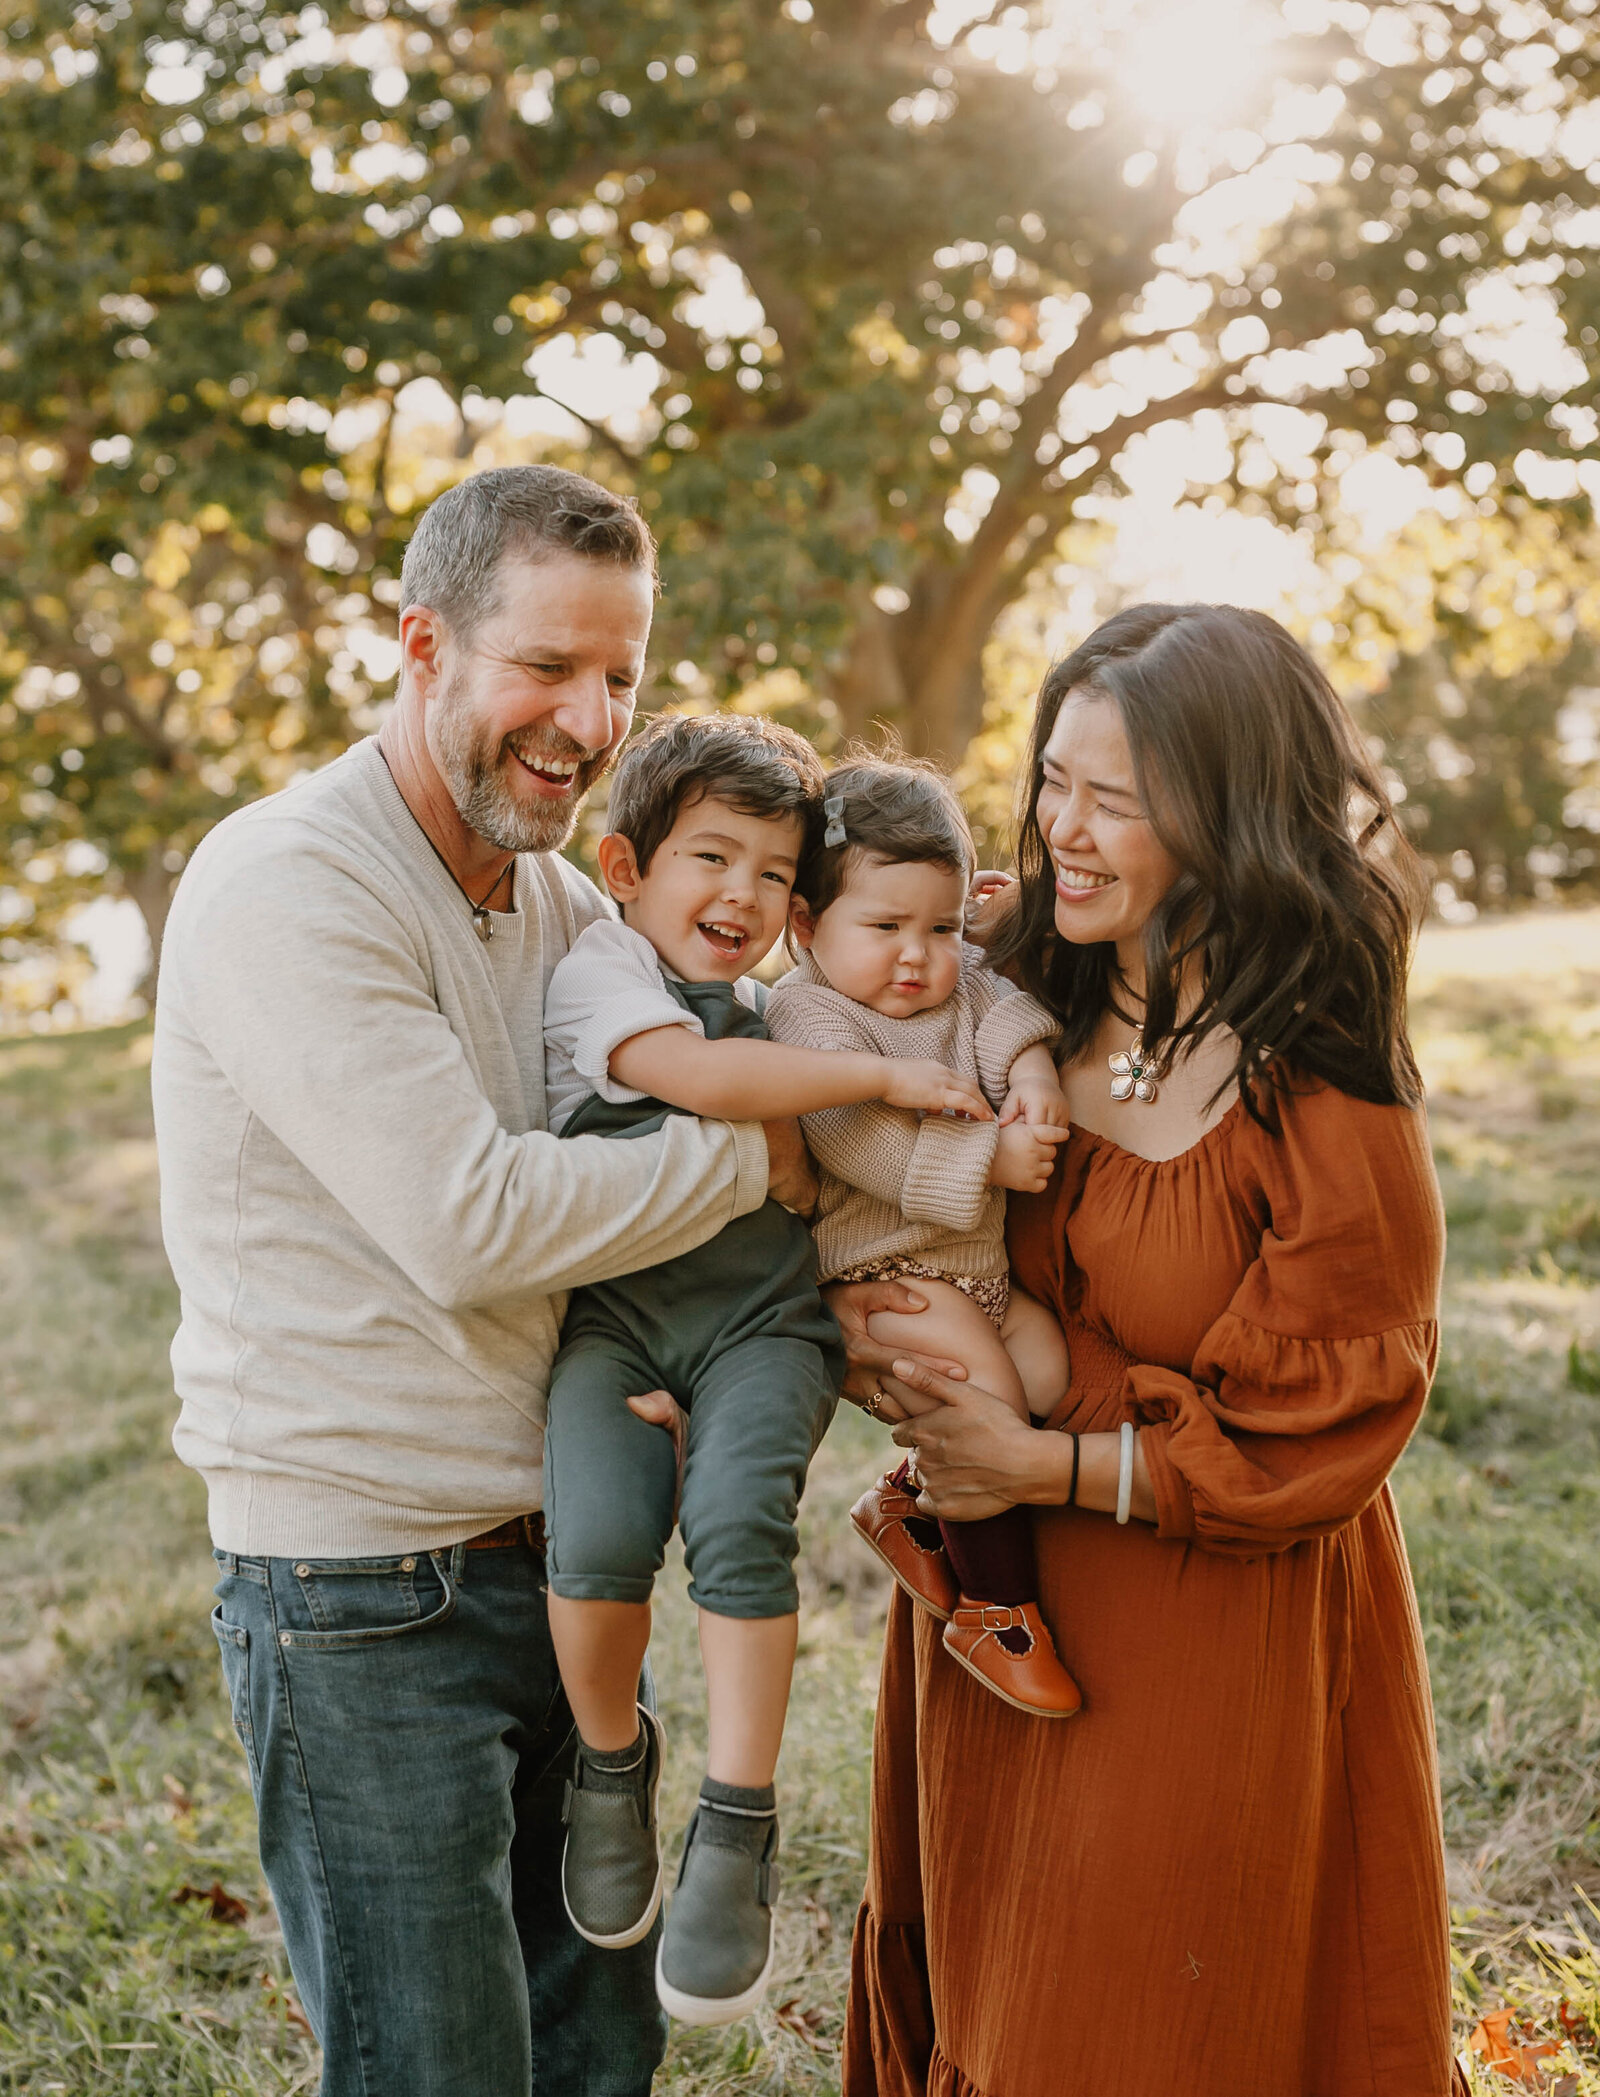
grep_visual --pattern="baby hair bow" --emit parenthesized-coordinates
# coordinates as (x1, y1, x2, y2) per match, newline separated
(823, 793, 847, 849)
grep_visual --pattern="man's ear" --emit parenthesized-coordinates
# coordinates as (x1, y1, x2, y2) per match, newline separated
(398, 603, 446, 701)
(596, 832, 643, 904)
(788, 894, 817, 950)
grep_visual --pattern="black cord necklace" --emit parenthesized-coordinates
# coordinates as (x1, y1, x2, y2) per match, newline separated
(378, 747, 516, 943)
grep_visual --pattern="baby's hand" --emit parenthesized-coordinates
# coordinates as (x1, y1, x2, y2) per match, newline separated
(1000, 1073, 1072, 1133)
(880, 1058, 993, 1121)
(989, 1117, 1070, 1193)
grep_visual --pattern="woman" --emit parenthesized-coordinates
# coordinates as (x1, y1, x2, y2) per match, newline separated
(827, 605, 1464, 2097)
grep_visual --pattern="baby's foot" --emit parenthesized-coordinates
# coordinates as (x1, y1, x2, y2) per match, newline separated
(942, 1599, 1083, 1718)
(850, 1471, 959, 1620)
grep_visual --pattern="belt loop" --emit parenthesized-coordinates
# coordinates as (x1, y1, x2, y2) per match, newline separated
(449, 1539, 467, 1585)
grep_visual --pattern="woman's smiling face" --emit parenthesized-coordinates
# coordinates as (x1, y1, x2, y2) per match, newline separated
(1035, 690, 1182, 968)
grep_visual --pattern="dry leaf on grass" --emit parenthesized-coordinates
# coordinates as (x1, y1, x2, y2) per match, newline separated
(1468, 2006, 1562, 2083)
(260, 1974, 315, 2038)
(172, 1880, 249, 1925)
(772, 1996, 828, 2045)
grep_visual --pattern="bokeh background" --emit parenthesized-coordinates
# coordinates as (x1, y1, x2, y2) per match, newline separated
(3, 3, 1600, 2092)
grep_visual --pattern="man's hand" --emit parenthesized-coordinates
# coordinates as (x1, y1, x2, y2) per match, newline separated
(763, 1116, 819, 1217)
(879, 1058, 992, 1121)
(823, 1279, 969, 1425)
(626, 1389, 688, 1522)
(988, 1118, 1071, 1193)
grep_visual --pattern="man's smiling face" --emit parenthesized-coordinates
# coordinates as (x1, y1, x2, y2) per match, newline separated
(423, 549, 654, 854)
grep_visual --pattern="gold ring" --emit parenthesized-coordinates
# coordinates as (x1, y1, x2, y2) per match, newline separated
(861, 1388, 886, 1419)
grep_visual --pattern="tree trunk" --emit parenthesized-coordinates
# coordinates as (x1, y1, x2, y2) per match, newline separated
(831, 559, 996, 761)
(124, 845, 175, 1001)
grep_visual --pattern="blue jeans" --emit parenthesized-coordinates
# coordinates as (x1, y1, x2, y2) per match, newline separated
(211, 1537, 665, 2097)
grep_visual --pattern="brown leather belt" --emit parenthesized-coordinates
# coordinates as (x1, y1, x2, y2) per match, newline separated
(462, 1512, 546, 1553)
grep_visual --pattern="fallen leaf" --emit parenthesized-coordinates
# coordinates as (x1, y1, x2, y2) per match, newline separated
(259, 1974, 314, 2039)
(1557, 2002, 1595, 2046)
(172, 1880, 249, 1925)
(1468, 2007, 1561, 2085)
(772, 1996, 828, 2045)
(163, 1773, 193, 1815)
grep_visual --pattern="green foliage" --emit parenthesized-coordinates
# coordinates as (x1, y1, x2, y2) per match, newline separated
(3, 0, 1600, 970)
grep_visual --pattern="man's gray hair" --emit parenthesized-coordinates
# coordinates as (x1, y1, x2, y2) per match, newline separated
(399, 464, 657, 638)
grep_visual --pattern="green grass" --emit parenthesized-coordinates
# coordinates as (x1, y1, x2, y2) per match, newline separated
(3, 916, 1600, 2093)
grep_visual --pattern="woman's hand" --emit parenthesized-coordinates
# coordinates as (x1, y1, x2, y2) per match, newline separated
(887, 1358, 1072, 1521)
(889, 1360, 1159, 1525)
(824, 1280, 969, 1427)
(963, 872, 1014, 951)
(879, 1057, 992, 1122)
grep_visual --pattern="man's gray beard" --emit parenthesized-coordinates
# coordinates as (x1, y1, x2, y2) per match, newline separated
(430, 676, 602, 855)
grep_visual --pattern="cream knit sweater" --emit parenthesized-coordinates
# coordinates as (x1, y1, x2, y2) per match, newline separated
(764, 947, 1058, 1284)
(153, 738, 768, 1557)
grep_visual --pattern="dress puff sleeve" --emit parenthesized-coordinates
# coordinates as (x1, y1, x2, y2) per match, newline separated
(1129, 1080, 1445, 1559)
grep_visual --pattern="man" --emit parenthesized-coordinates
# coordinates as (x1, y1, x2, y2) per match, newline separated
(152, 465, 813, 2095)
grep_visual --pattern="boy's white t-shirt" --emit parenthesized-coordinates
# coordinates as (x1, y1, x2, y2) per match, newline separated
(544, 917, 763, 1133)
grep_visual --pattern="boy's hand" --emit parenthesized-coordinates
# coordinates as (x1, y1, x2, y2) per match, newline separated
(989, 1117, 1070, 1193)
(879, 1058, 992, 1121)
(999, 1073, 1072, 1132)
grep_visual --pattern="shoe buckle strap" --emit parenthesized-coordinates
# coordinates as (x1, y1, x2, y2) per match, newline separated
(980, 1604, 1024, 1630)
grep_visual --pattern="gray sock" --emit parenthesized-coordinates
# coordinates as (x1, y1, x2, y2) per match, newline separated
(578, 1725, 648, 1790)
(699, 1777, 775, 1819)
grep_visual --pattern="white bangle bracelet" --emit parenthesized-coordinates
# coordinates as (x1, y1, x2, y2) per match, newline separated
(1115, 1421, 1136, 1525)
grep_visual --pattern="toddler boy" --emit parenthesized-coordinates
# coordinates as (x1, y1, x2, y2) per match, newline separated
(541, 711, 986, 2026)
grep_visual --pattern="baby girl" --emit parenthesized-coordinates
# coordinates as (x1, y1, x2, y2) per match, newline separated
(766, 756, 1082, 1717)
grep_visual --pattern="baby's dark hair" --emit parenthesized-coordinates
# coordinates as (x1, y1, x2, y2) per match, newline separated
(607, 709, 827, 872)
(795, 753, 976, 918)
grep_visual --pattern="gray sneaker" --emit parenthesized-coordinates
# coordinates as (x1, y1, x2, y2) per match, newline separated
(560, 1707, 665, 1949)
(655, 1801, 779, 2025)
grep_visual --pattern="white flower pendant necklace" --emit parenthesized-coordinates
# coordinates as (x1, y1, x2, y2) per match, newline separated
(1109, 1033, 1160, 1104)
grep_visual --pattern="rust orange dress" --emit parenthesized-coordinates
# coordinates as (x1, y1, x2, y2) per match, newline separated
(843, 1080, 1466, 2097)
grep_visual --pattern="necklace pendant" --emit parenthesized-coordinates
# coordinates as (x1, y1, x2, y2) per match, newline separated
(472, 907, 493, 943)
(1109, 1033, 1158, 1104)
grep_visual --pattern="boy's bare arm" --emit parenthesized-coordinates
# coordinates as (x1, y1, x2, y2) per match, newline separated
(608, 1026, 992, 1124)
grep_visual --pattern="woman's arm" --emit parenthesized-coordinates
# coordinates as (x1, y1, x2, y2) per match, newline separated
(883, 1359, 1159, 1525)
(608, 1026, 991, 1124)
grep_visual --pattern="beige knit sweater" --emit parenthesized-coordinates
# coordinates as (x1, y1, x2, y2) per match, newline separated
(764, 947, 1059, 1284)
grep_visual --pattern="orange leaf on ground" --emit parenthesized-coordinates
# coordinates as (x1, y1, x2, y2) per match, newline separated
(772, 1996, 828, 2045)
(172, 1880, 249, 1925)
(1468, 2007, 1562, 2085)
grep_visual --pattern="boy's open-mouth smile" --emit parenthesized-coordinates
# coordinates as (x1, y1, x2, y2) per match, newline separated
(696, 919, 749, 959)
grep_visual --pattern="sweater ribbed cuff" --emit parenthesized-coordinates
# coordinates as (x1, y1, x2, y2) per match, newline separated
(728, 1118, 771, 1218)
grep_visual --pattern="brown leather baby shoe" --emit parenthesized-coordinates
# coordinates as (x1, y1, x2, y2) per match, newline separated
(941, 1600, 1083, 1718)
(849, 1474, 959, 1621)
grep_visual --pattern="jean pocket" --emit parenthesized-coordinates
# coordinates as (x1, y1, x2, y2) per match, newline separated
(273, 1551, 458, 1652)
(211, 1606, 260, 1784)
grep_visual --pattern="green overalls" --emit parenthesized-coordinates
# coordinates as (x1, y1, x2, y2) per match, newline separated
(543, 978, 843, 1620)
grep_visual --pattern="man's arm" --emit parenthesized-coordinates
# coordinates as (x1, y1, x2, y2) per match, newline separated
(164, 827, 769, 1309)
(608, 1027, 991, 1124)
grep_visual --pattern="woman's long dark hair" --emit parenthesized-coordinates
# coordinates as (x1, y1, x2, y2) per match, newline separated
(986, 603, 1427, 1113)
